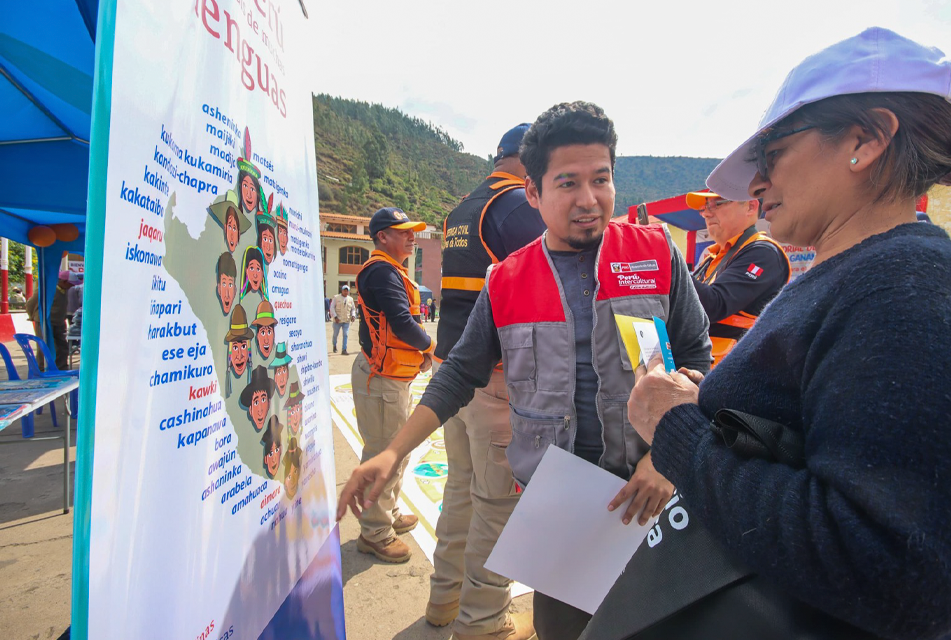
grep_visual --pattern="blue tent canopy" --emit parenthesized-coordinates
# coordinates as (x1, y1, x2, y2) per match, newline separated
(1, 0, 99, 340)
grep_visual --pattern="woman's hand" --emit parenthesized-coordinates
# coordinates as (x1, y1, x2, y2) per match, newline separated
(628, 355, 701, 445)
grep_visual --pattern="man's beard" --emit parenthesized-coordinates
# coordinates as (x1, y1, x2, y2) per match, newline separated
(566, 230, 604, 251)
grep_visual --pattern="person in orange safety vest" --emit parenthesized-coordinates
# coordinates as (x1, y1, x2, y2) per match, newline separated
(352, 206, 435, 564)
(687, 191, 790, 366)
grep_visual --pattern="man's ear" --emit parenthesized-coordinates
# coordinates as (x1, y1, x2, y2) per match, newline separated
(525, 176, 541, 209)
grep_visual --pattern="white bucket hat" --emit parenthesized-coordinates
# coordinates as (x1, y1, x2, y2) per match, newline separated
(707, 27, 951, 201)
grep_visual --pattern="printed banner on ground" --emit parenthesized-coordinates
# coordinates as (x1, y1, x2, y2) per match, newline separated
(84, 2, 344, 638)
(329, 373, 532, 598)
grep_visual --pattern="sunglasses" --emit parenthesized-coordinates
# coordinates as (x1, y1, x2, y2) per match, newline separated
(755, 125, 816, 180)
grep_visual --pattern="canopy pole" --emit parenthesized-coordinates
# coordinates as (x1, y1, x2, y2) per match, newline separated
(24, 246, 33, 299)
(38, 248, 47, 345)
(1, 238, 8, 314)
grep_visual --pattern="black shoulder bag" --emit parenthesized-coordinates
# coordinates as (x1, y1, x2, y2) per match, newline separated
(578, 410, 880, 640)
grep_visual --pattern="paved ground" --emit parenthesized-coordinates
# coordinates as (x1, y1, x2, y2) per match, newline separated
(0, 319, 532, 640)
(0, 337, 75, 640)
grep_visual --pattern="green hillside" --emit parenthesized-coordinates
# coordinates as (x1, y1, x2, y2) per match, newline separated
(613, 156, 722, 216)
(312, 95, 722, 224)
(313, 94, 490, 227)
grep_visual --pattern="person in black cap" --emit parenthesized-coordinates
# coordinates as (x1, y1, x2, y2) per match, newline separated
(419, 123, 546, 638)
(351, 206, 434, 564)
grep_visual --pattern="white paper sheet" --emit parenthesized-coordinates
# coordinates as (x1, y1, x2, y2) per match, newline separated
(485, 446, 653, 614)
(632, 317, 661, 366)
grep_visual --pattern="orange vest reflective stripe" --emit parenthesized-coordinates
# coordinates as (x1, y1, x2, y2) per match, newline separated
(357, 250, 429, 381)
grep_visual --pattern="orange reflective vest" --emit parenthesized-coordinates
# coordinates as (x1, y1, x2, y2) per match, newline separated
(695, 229, 791, 366)
(356, 250, 433, 381)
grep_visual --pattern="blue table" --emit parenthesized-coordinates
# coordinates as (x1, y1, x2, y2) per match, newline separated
(0, 378, 80, 513)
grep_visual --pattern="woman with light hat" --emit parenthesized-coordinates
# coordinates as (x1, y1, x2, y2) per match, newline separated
(596, 27, 951, 640)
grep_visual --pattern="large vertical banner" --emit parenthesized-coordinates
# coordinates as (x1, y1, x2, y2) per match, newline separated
(76, 1, 345, 638)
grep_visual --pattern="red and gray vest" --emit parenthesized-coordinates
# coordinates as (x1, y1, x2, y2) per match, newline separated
(435, 171, 525, 360)
(487, 221, 673, 486)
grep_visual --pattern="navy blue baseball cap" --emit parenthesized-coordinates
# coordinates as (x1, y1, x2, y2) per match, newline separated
(369, 207, 426, 237)
(494, 123, 531, 163)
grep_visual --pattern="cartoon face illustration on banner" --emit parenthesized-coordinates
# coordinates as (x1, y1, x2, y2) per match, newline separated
(252, 300, 277, 358)
(225, 304, 254, 379)
(240, 246, 268, 301)
(225, 208, 241, 251)
(257, 197, 277, 265)
(258, 225, 277, 264)
(269, 342, 292, 395)
(259, 226, 276, 264)
(284, 380, 305, 435)
(283, 436, 301, 498)
(230, 340, 250, 377)
(207, 193, 251, 253)
(241, 365, 275, 432)
(236, 131, 264, 216)
(245, 249, 264, 291)
(216, 252, 237, 314)
(238, 172, 263, 215)
(261, 416, 284, 479)
(276, 204, 289, 255)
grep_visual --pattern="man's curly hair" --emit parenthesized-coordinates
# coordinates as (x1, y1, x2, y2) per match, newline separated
(519, 101, 618, 192)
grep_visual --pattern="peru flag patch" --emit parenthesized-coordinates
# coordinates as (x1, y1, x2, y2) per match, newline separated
(746, 263, 763, 279)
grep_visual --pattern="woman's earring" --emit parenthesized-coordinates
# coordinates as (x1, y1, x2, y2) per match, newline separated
(850, 157, 858, 165)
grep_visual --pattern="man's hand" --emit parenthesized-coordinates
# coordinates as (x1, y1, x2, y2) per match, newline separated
(628, 355, 700, 446)
(608, 452, 674, 526)
(420, 353, 433, 373)
(336, 449, 400, 521)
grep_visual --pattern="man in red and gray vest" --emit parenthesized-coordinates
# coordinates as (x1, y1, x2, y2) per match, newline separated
(423, 123, 546, 639)
(338, 102, 712, 640)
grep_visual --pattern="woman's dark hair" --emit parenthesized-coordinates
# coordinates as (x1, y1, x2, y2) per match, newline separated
(774, 92, 951, 202)
(257, 223, 275, 248)
(520, 101, 618, 193)
(245, 246, 263, 267)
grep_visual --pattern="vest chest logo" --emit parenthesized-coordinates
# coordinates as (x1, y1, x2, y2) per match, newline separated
(616, 273, 659, 290)
(610, 260, 661, 291)
(610, 260, 658, 273)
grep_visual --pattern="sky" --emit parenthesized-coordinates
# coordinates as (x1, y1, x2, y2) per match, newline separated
(306, 0, 951, 160)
